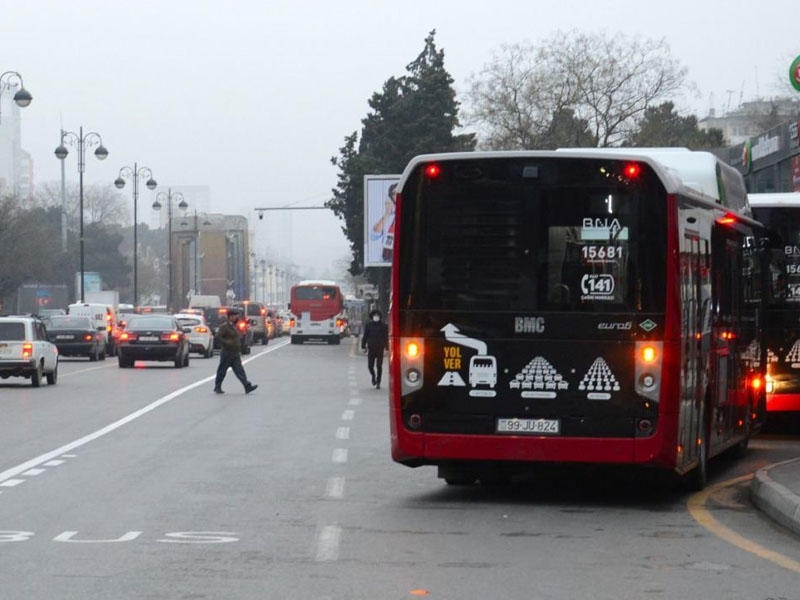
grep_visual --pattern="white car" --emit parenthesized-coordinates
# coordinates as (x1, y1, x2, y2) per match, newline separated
(0, 316, 59, 387)
(175, 313, 214, 358)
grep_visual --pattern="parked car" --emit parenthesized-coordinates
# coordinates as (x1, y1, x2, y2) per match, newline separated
(0, 316, 59, 386)
(117, 314, 190, 368)
(174, 312, 214, 358)
(43, 315, 105, 361)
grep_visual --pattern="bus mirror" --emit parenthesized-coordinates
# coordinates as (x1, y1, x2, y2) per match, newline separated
(287, 302, 291, 310)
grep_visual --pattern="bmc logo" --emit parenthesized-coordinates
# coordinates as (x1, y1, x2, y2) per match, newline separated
(515, 317, 545, 333)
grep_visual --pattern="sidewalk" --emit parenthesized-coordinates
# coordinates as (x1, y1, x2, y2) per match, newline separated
(750, 457, 800, 537)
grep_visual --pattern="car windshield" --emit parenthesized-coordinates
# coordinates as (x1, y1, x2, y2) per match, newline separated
(46, 316, 93, 329)
(127, 316, 174, 330)
(177, 318, 201, 327)
(0, 322, 26, 340)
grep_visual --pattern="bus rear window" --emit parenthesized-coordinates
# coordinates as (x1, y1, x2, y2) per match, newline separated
(294, 287, 338, 301)
(399, 157, 667, 313)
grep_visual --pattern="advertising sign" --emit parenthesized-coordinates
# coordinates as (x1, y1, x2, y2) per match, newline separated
(363, 174, 400, 268)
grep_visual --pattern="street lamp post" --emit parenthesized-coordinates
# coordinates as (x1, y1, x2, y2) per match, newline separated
(0, 70, 33, 125)
(115, 164, 157, 307)
(153, 189, 187, 312)
(55, 127, 109, 303)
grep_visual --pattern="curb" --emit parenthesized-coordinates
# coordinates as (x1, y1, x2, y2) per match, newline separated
(750, 457, 800, 537)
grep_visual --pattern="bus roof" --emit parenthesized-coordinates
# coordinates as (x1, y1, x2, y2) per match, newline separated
(295, 280, 339, 287)
(399, 149, 750, 215)
(749, 192, 800, 207)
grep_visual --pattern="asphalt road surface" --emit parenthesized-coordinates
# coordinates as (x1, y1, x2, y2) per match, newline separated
(1, 337, 799, 599)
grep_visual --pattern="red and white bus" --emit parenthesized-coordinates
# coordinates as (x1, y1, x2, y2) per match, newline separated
(288, 280, 345, 345)
(750, 192, 800, 414)
(389, 149, 766, 488)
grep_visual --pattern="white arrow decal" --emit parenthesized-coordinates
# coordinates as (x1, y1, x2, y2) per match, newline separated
(440, 323, 487, 355)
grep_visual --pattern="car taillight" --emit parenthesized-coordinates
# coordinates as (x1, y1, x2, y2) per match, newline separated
(22, 342, 33, 358)
(83, 334, 94, 342)
(161, 332, 182, 342)
(195, 326, 208, 333)
(120, 332, 136, 342)
(237, 321, 247, 332)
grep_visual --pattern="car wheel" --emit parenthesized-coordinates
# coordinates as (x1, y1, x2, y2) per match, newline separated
(183, 350, 190, 367)
(118, 355, 133, 368)
(204, 344, 213, 358)
(89, 348, 97, 361)
(99, 350, 106, 361)
(46, 362, 58, 386)
(31, 361, 43, 387)
(174, 352, 183, 368)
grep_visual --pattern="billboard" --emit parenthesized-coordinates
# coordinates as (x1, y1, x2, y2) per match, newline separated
(363, 174, 400, 268)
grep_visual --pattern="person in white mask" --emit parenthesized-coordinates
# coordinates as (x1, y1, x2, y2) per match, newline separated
(361, 309, 388, 389)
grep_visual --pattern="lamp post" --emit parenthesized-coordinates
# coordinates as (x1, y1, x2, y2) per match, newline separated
(114, 164, 157, 308)
(55, 127, 109, 302)
(0, 70, 32, 125)
(153, 189, 187, 312)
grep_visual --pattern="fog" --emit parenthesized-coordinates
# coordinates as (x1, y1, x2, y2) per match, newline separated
(2, 0, 797, 276)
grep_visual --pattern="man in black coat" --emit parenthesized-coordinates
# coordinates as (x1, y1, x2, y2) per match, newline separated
(361, 309, 388, 389)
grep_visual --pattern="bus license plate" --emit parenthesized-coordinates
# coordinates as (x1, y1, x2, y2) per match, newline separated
(497, 418, 560, 435)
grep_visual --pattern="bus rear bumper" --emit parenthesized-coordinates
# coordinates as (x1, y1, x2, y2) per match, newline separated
(766, 393, 800, 412)
(391, 428, 667, 469)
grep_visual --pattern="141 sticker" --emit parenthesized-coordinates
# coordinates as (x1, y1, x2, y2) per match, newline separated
(581, 274, 615, 299)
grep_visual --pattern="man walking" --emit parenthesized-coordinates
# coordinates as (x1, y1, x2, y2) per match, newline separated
(361, 309, 388, 389)
(214, 308, 258, 394)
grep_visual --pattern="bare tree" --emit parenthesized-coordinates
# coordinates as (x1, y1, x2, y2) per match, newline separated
(466, 31, 688, 149)
(34, 182, 130, 227)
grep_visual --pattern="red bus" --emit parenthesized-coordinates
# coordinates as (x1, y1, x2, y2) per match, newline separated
(289, 280, 345, 345)
(750, 192, 800, 414)
(389, 149, 766, 488)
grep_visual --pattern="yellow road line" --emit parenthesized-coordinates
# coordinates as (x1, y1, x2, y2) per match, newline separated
(687, 474, 800, 573)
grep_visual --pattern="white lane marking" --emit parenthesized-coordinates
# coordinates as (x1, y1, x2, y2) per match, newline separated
(61, 454, 78, 458)
(0, 479, 25, 487)
(341, 410, 354, 421)
(0, 342, 288, 485)
(315, 525, 341, 562)
(335, 427, 350, 440)
(332, 449, 348, 464)
(325, 477, 345, 499)
(53, 531, 142, 543)
(43, 460, 64, 467)
(348, 397, 362, 406)
(22, 469, 46, 476)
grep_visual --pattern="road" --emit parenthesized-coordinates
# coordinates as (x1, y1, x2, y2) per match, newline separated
(1, 337, 799, 599)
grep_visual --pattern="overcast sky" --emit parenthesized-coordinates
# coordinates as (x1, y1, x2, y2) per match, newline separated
(2, 0, 798, 276)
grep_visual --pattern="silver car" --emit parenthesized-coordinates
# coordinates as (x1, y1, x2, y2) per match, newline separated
(0, 316, 59, 387)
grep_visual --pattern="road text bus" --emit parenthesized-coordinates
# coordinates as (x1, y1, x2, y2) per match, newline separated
(390, 149, 765, 488)
(289, 280, 345, 345)
(750, 192, 800, 414)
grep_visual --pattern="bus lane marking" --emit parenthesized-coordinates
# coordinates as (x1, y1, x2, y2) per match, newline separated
(687, 474, 800, 574)
(336, 427, 350, 440)
(332, 449, 348, 464)
(325, 477, 345, 499)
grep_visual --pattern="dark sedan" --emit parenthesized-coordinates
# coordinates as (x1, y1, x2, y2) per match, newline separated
(44, 315, 105, 361)
(117, 314, 190, 368)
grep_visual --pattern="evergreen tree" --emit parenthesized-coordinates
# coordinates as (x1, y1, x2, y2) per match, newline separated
(328, 30, 475, 305)
(625, 102, 725, 149)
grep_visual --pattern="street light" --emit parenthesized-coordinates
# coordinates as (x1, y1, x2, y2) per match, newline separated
(153, 188, 188, 311)
(55, 127, 109, 302)
(0, 70, 33, 125)
(114, 164, 157, 307)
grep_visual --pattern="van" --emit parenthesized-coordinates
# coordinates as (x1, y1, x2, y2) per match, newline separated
(232, 301, 268, 344)
(68, 302, 118, 356)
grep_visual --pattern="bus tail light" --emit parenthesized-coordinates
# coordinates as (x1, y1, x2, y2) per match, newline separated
(635, 341, 663, 404)
(765, 374, 774, 394)
(750, 376, 762, 391)
(400, 337, 424, 397)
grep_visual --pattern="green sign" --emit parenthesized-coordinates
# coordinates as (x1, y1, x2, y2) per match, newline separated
(791, 55, 800, 92)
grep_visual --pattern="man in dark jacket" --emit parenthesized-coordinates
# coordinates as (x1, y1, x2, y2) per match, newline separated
(361, 309, 388, 389)
(214, 309, 258, 394)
